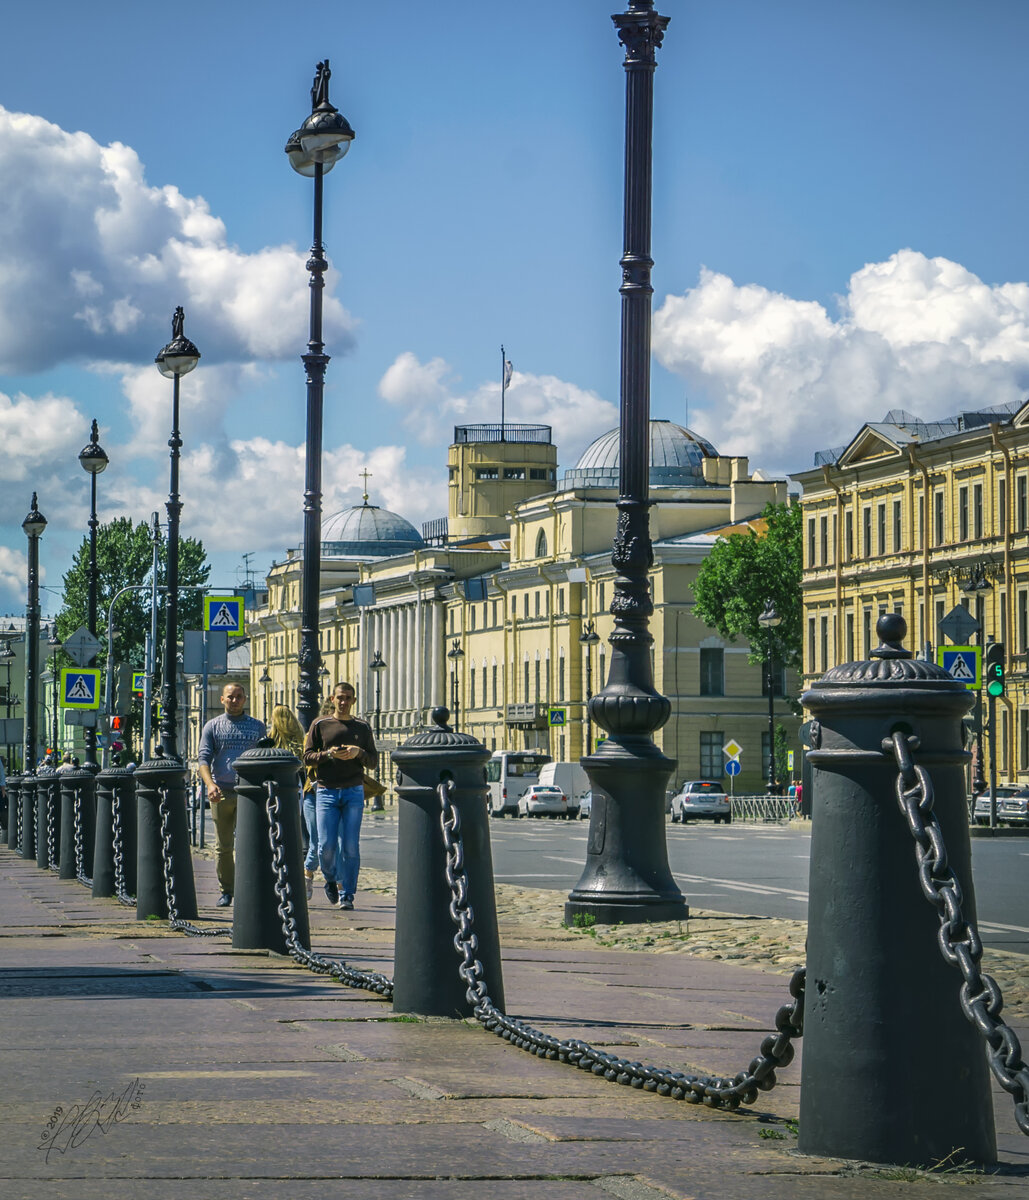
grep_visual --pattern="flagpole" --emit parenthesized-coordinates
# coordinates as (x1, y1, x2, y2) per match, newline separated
(500, 343, 506, 441)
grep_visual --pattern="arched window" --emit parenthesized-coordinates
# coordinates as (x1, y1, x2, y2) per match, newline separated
(535, 529, 548, 558)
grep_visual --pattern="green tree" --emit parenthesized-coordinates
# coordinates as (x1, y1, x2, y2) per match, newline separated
(691, 501, 803, 670)
(57, 517, 210, 743)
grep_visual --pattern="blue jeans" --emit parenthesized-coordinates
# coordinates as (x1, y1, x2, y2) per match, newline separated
(315, 784, 364, 896)
(302, 792, 318, 872)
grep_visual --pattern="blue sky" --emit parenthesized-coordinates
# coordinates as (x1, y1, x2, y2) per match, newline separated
(1, 0, 1028, 616)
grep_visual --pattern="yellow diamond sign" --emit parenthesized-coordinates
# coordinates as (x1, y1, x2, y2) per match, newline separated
(722, 739, 743, 760)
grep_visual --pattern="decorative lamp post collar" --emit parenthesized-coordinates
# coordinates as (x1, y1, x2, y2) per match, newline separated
(22, 493, 47, 538)
(47, 628, 61, 649)
(78, 419, 109, 475)
(258, 668, 271, 684)
(285, 59, 355, 176)
(579, 620, 600, 646)
(155, 307, 201, 378)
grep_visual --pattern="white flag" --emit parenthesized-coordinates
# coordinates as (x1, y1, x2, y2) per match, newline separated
(503, 359, 513, 389)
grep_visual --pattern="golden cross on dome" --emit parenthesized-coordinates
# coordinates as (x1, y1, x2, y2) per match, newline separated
(360, 468, 372, 503)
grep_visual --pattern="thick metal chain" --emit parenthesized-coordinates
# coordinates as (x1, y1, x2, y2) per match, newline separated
(887, 731, 1029, 1136)
(14, 783, 22, 851)
(156, 786, 229, 938)
(72, 784, 93, 889)
(47, 778, 58, 872)
(111, 783, 135, 907)
(264, 783, 393, 997)
(436, 779, 805, 1108)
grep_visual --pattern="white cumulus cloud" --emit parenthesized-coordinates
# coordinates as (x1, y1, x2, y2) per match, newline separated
(652, 250, 1029, 473)
(377, 351, 618, 468)
(0, 107, 355, 372)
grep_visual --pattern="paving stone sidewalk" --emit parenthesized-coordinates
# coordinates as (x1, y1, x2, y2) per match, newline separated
(0, 843, 1026, 1200)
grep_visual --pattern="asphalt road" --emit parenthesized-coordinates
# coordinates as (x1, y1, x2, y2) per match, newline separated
(360, 811, 1029, 956)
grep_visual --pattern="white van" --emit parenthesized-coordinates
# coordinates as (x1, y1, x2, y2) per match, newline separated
(538, 761, 590, 818)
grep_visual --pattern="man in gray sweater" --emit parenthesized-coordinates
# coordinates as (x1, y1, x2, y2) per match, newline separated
(197, 684, 265, 906)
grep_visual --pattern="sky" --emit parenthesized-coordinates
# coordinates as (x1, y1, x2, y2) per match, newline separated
(1, 0, 1028, 618)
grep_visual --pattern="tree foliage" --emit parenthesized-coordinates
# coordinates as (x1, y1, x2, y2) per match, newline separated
(57, 517, 210, 677)
(691, 501, 803, 670)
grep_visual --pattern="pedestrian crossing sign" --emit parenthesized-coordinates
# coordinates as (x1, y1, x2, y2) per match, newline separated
(132, 671, 147, 693)
(60, 667, 101, 709)
(204, 595, 244, 636)
(548, 707, 567, 727)
(937, 645, 981, 690)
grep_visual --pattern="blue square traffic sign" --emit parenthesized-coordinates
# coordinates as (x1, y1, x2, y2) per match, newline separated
(60, 667, 101, 709)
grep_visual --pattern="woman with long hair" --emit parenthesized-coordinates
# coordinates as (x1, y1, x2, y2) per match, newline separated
(265, 705, 315, 896)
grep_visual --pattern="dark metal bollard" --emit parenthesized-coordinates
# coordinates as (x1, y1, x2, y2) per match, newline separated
(35, 765, 57, 869)
(391, 707, 505, 1016)
(59, 769, 95, 881)
(20, 774, 37, 860)
(798, 614, 995, 1166)
(105, 767, 136, 896)
(93, 767, 134, 897)
(6, 774, 22, 849)
(134, 756, 198, 921)
(232, 747, 310, 953)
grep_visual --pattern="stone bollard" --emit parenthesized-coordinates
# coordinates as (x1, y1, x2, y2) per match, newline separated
(35, 765, 57, 869)
(6, 774, 22, 849)
(391, 707, 505, 1017)
(134, 756, 198, 921)
(798, 614, 995, 1166)
(93, 767, 134, 897)
(59, 769, 95, 881)
(19, 774, 37, 860)
(232, 747, 310, 953)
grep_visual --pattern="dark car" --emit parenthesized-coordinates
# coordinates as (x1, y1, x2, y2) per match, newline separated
(972, 785, 1029, 826)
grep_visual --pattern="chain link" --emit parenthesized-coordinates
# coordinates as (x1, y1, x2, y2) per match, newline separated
(111, 780, 135, 907)
(264, 783, 393, 997)
(156, 785, 229, 937)
(14, 780, 22, 851)
(46, 777, 58, 872)
(435, 778, 805, 1109)
(72, 782, 93, 890)
(887, 731, 1029, 1137)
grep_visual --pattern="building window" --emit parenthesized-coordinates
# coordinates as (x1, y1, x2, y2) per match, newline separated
(699, 648, 724, 696)
(807, 518, 816, 567)
(973, 483, 983, 540)
(523, 658, 530, 702)
(846, 612, 855, 661)
(845, 510, 853, 561)
(820, 615, 829, 673)
(700, 732, 723, 781)
(808, 617, 816, 672)
(862, 507, 872, 557)
(492, 663, 499, 707)
(545, 654, 551, 701)
(534, 591, 540, 618)
(469, 667, 476, 710)
(529, 468, 548, 480)
(534, 529, 548, 557)
(469, 607, 476, 631)
(558, 588, 565, 614)
(934, 490, 945, 546)
(1020, 475, 1028, 532)
(958, 486, 969, 541)
(558, 654, 565, 702)
(598, 583, 605, 611)
(893, 500, 902, 552)
(999, 478, 1007, 533)
(1019, 591, 1028, 655)
(504, 467, 525, 480)
(877, 505, 886, 555)
(820, 515, 829, 565)
(534, 657, 541, 703)
(918, 495, 925, 549)
(1001, 591, 1008, 647)
(863, 608, 872, 658)
(475, 467, 499, 481)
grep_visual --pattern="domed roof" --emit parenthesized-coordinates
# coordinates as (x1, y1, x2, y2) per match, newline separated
(562, 420, 718, 489)
(321, 502, 425, 558)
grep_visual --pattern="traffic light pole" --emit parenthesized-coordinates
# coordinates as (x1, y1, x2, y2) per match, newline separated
(988, 691, 997, 829)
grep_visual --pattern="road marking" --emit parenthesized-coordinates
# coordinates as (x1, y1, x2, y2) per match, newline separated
(677, 872, 809, 902)
(977, 920, 1029, 934)
(544, 855, 587, 866)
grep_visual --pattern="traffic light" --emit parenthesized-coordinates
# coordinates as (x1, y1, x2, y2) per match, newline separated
(115, 662, 133, 712)
(985, 643, 1005, 698)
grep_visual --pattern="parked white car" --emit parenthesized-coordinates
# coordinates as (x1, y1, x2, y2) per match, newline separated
(670, 780, 731, 824)
(578, 790, 592, 819)
(517, 784, 569, 818)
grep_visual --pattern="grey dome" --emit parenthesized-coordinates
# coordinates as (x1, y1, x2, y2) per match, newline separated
(562, 420, 718, 489)
(322, 502, 425, 558)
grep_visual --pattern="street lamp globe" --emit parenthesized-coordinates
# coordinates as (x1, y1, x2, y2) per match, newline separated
(758, 600, 782, 630)
(22, 494, 47, 539)
(285, 59, 354, 176)
(258, 668, 271, 685)
(155, 307, 201, 378)
(78, 419, 109, 475)
(0, 642, 14, 662)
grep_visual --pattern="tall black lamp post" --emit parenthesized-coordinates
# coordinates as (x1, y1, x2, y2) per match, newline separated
(447, 640, 464, 731)
(47, 626, 61, 760)
(579, 620, 600, 755)
(155, 308, 200, 760)
(286, 59, 355, 733)
(23, 494, 47, 774)
(962, 566, 992, 795)
(258, 668, 272, 724)
(566, 1, 687, 926)
(369, 649, 386, 740)
(78, 419, 108, 770)
(758, 599, 782, 794)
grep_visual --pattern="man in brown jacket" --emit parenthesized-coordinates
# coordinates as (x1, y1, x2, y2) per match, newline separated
(303, 681, 376, 909)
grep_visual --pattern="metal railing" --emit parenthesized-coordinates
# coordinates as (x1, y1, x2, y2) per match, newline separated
(728, 795, 797, 823)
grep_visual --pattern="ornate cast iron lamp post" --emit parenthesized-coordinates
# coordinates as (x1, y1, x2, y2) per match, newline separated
(285, 60, 355, 732)
(962, 565, 991, 795)
(579, 620, 600, 755)
(155, 307, 200, 760)
(0, 640, 15, 771)
(369, 649, 386, 740)
(23, 494, 47, 775)
(566, 1, 686, 924)
(447, 640, 464, 732)
(78, 419, 108, 770)
(46, 626, 61, 760)
(758, 599, 782, 794)
(258, 668, 272, 724)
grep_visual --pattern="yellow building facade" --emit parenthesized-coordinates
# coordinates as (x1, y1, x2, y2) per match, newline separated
(250, 421, 800, 794)
(792, 402, 1029, 781)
